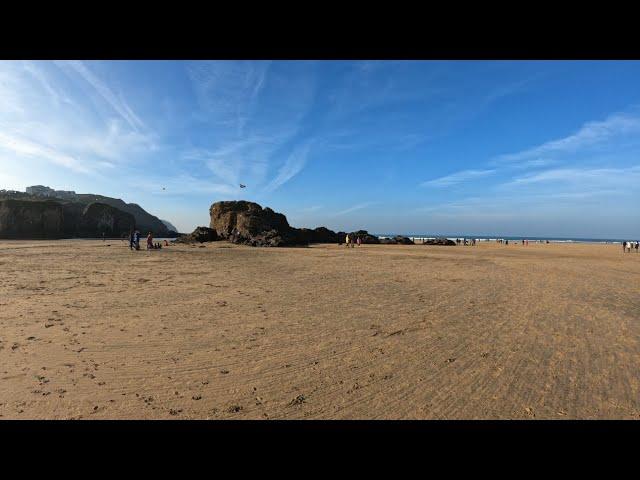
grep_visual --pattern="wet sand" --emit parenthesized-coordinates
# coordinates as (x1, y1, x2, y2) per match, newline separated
(1, 239, 639, 419)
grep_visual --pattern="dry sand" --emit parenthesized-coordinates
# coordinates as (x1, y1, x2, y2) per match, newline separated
(1, 239, 639, 419)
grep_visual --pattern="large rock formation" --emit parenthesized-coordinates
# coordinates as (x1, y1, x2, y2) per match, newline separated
(0, 199, 65, 239)
(206, 200, 422, 248)
(209, 201, 306, 247)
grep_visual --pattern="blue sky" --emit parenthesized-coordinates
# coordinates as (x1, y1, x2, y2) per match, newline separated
(1, 60, 639, 238)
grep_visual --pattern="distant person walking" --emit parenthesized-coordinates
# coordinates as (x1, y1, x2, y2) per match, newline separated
(147, 232, 153, 250)
(129, 230, 135, 250)
(357, 236, 362, 247)
(134, 230, 141, 250)
(345, 234, 350, 248)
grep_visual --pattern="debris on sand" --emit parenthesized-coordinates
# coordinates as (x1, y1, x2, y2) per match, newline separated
(289, 394, 306, 406)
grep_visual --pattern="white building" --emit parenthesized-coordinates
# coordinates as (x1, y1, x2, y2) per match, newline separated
(26, 185, 77, 200)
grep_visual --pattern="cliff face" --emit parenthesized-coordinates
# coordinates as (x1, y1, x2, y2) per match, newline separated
(0, 199, 135, 239)
(77, 203, 135, 237)
(0, 199, 64, 239)
(76, 194, 173, 235)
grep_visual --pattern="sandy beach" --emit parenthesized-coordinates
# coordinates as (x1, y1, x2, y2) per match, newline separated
(1, 239, 639, 419)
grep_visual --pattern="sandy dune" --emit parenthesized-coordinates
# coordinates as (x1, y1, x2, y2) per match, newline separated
(1, 239, 639, 419)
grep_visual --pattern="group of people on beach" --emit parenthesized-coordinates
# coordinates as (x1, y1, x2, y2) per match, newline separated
(496, 238, 544, 245)
(456, 238, 478, 246)
(342, 234, 362, 248)
(128, 229, 167, 251)
(623, 241, 639, 253)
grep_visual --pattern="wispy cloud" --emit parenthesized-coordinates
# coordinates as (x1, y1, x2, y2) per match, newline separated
(0, 131, 90, 174)
(300, 205, 323, 212)
(183, 61, 316, 194)
(263, 141, 313, 192)
(503, 165, 640, 188)
(493, 112, 640, 166)
(333, 202, 377, 216)
(58, 61, 147, 132)
(421, 169, 496, 187)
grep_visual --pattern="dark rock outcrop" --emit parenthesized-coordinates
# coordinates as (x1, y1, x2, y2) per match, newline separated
(0, 199, 64, 239)
(297, 226, 342, 244)
(346, 230, 380, 244)
(206, 200, 418, 248)
(423, 237, 456, 246)
(174, 226, 218, 244)
(379, 235, 414, 245)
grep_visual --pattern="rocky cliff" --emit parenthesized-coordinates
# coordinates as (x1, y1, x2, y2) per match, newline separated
(0, 199, 65, 239)
(76, 194, 174, 236)
(77, 203, 136, 237)
(0, 199, 135, 239)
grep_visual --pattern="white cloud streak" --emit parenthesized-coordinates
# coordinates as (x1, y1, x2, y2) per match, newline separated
(263, 141, 313, 192)
(421, 169, 496, 187)
(0, 131, 90, 174)
(333, 202, 377, 216)
(494, 112, 640, 165)
(60, 61, 146, 132)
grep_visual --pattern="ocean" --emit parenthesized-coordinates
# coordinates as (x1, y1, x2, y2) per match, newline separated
(374, 235, 635, 244)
